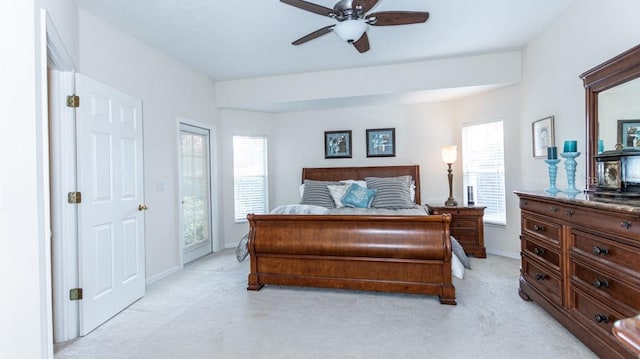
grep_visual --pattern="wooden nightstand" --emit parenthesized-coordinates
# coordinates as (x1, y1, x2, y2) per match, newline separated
(427, 205, 486, 258)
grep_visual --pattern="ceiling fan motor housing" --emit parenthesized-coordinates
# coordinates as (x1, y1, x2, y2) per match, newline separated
(334, 0, 366, 21)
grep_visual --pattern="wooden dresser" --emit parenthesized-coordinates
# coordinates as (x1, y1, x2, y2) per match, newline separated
(427, 205, 486, 258)
(515, 191, 640, 358)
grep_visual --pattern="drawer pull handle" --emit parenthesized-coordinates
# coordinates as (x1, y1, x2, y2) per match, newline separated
(594, 313, 609, 324)
(592, 246, 609, 256)
(565, 209, 574, 217)
(621, 221, 632, 229)
(593, 278, 609, 289)
(534, 273, 547, 281)
(550, 206, 558, 213)
(533, 224, 545, 232)
(533, 247, 545, 256)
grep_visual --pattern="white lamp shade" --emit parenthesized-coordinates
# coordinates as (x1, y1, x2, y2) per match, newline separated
(441, 145, 458, 164)
(333, 20, 368, 42)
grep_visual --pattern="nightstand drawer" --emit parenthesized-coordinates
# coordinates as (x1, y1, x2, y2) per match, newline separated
(450, 218, 477, 229)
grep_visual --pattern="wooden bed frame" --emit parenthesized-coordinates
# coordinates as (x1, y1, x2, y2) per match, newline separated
(247, 165, 456, 304)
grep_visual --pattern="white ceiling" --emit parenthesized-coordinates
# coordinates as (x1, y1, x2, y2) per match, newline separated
(75, 0, 574, 82)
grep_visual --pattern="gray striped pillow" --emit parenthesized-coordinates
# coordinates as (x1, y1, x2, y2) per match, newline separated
(365, 176, 413, 209)
(300, 180, 341, 208)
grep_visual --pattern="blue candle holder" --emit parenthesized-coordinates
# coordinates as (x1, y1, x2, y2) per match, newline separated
(544, 159, 561, 194)
(560, 152, 581, 194)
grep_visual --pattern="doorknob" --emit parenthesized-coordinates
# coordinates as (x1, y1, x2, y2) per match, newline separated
(138, 204, 148, 211)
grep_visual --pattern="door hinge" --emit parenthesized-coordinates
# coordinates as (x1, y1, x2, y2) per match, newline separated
(66, 95, 80, 108)
(67, 191, 82, 204)
(70, 288, 83, 301)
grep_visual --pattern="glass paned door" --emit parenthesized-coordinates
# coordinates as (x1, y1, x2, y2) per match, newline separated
(180, 124, 212, 263)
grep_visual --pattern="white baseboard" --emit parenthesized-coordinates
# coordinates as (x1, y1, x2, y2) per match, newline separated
(146, 265, 182, 286)
(486, 248, 520, 259)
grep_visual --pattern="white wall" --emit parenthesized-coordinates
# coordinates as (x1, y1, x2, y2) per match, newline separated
(78, 11, 220, 280)
(219, 110, 275, 248)
(271, 102, 459, 206)
(519, 0, 640, 191)
(452, 85, 521, 257)
(0, 0, 78, 358)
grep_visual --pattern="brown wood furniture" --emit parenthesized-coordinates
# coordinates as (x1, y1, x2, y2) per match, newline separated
(427, 205, 486, 258)
(247, 165, 457, 304)
(580, 44, 640, 190)
(515, 191, 640, 358)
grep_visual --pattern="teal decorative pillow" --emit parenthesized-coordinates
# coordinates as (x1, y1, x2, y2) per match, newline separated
(341, 183, 377, 208)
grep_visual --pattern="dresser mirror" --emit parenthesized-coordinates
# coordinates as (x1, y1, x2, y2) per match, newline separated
(580, 44, 640, 191)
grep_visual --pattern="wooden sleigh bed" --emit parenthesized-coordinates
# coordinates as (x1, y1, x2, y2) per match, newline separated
(246, 165, 456, 304)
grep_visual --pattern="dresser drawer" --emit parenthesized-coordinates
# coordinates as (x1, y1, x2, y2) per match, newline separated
(568, 206, 640, 241)
(520, 198, 565, 218)
(570, 288, 627, 340)
(522, 214, 562, 247)
(522, 257, 562, 305)
(571, 261, 640, 315)
(571, 229, 640, 275)
(522, 235, 560, 269)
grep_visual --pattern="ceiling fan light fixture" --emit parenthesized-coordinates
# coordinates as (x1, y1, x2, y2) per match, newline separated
(333, 19, 368, 42)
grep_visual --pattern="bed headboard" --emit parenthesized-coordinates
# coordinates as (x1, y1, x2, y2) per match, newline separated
(301, 165, 421, 204)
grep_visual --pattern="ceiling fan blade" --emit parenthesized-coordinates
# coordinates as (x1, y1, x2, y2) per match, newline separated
(353, 0, 379, 13)
(367, 11, 429, 26)
(292, 25, 335, 45)
(352, 32, 370, 53)
(280, 0, 337, 18)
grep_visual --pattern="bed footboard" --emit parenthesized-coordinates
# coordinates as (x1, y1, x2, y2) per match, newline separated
(247, 213, 455, 305)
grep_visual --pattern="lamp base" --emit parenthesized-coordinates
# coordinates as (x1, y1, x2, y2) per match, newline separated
(445, 198, 458, 206)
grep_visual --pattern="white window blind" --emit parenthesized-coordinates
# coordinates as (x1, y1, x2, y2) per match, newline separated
(233, 136, 268, 222)
(462, 121, 506, 225)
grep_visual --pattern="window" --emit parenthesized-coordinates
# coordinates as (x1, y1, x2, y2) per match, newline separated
(233, 136, 268, 222)
(462, 121, 506, 225)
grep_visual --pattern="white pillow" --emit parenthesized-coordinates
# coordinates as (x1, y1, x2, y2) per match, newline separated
(340, 179, 367, 188)
(451, 252, 464, 279)
(327, 184, 350, 208)
(299, 183, 305, 198)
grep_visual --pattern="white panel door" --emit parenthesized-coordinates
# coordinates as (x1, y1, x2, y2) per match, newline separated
(76, 74, 145, 335)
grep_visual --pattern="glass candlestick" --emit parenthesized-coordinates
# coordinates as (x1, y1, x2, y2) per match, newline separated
(544, 159, 561, 194)
(560, 152, 581, 195)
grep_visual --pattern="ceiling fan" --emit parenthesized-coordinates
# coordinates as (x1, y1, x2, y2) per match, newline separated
(281, 0, 429, 53)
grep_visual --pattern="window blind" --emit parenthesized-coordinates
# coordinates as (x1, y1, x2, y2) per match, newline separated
(462, 121, 506, 225)
(233, 136, 268, 222)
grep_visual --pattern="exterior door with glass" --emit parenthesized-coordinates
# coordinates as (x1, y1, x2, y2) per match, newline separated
(180, 124, 213, 263)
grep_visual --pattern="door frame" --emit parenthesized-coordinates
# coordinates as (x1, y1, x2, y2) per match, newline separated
(45, 11, 79, 343)
(176, 117, 220, 266)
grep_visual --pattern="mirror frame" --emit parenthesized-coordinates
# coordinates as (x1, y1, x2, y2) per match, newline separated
(580, 44, 640, 191)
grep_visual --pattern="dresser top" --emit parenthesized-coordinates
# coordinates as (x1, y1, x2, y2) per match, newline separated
(514, 190, 640, 214)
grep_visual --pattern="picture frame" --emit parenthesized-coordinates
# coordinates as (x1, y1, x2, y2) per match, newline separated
(617, 119, 640, 149)
(324, 130, 352, 159)
(532, 116, 555, 158)
(366, 128, 396, 157)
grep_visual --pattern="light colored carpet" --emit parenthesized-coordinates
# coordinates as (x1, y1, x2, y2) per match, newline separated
(55, 250, 596, 359)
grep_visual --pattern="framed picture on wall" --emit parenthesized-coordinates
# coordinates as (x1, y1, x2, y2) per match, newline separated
(617, 119, 640, 149)
(532, 116, 555, 158)
(366, 128, 396, 157)
(324, 130, 352, 159)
